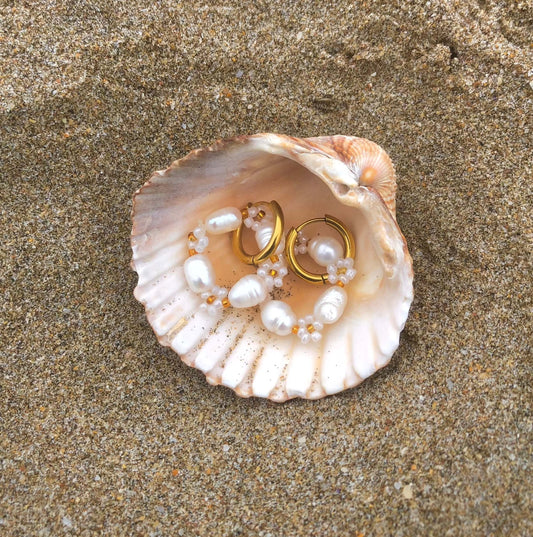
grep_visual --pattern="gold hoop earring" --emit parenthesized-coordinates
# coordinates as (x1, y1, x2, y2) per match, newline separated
(232, 200, 285, 266)
(285, 215, 355, 284)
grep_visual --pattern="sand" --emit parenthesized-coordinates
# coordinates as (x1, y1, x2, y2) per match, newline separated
(1, 1, 531, 535)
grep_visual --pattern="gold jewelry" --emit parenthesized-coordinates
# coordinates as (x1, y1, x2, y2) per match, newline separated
(285, 215, 355, 284)
(232, 200, 285, 266)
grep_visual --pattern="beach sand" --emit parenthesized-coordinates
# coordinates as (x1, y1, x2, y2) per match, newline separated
(1, 1, 531, 535)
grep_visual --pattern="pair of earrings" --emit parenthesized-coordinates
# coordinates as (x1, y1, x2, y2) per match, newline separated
(185, 200, 357, 343)
(233, 200, 356, 285)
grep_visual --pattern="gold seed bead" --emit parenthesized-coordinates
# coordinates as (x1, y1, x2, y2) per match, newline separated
(336, 281, 345, 288)
(269, 269, 277, 277)
(338, 267, 347, 275)
(270, 254, 279, 263)
(257, 210, 266, 220)
(188, 249, 198, 256)
(292, 326, 299, 335)
(307, 324, 315, 333)
(222, 298, 230, 308)
(241, 208, 249, 218)
(206, 295, 216, 304)
(188, 231, 197, 241)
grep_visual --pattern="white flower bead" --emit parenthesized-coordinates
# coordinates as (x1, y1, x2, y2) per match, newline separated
(248, 206, 258, 217)
(313, 321, 324, 331)
(215, 286, 228, 298)
(244, 217, 254, 228)
(346, 268, 357, 279)
(311, 331, 322, 342)
(274, 277, 283, 288)
(300, 333, 311, 344)
(193, 225, 206, 239)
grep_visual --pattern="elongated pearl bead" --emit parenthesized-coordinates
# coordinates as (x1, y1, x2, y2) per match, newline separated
(255, 223, 274, 249)
(313, 286, 347, 324)
(261, 300, 297, 336)
(228, 275, 267, 308)
(205, 207, 242, 234)
(308, 236, 344, 267)
(184, 254, 216, 293)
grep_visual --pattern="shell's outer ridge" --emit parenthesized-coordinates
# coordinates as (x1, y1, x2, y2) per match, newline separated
(131, 133, 414, 401)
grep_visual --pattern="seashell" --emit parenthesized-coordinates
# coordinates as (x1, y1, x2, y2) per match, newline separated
(131, 134, 414, 401)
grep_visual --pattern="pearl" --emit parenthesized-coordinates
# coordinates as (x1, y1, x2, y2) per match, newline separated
(308, 236, 344, 267)
(313, 286, 347, 324)
(205, 207, 242, 234)
(255, 223, 274, 249)
(228, 275, 268, 308)
(260, 300, 297, 336)
(184, 254, 216, 293)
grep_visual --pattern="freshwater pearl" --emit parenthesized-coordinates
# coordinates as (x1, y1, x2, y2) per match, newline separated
(261, 300, 297, 336)
(228, 275, 268, 308)
(184, 254, 216, 293)
(255, 223, 274, 249)
(308, 236, 344, 267)
(205, 207, 242, 234)
(313, 286, 347, 324)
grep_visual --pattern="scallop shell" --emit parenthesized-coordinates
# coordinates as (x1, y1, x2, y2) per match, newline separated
(131, 134, 413, 401)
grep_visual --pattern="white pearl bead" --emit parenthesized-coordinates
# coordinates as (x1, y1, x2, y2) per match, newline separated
(184, 254, 216, 293)
(313, 286, 347, 324)
(228, 274, 268, 308)
(255, 223, 274, 249)
(308, 236, 344, 267)
(260, 300, 297, 336)
(205, 207, 242, 234)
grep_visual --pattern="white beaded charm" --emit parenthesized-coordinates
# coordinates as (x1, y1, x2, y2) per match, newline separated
(228, 275, 268, 308)
(205, 207, 242, 234)
(184, 254, 216, 293)
(308, 236, 344, 267)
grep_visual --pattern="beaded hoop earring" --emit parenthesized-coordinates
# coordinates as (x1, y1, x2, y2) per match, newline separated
(184, 201, 288, 315)
(285, 215, 356, 284)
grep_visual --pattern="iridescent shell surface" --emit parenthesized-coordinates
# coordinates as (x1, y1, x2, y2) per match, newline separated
(131, 134, 413, 401)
